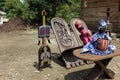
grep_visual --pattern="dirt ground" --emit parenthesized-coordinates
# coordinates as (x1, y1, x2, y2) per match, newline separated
(0, 30, 120, 80)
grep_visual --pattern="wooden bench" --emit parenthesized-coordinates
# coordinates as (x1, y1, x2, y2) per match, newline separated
(73, 48, 120, 80)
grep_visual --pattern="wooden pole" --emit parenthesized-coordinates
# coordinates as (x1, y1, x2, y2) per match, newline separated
(41, 10, 47, 45)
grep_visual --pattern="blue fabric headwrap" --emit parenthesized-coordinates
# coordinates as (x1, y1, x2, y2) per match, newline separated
(98, 19, 107, 30)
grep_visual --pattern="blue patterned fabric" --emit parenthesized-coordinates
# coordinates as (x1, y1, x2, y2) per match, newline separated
(98, 19, 107, 30)
(81, 32, 116, 55)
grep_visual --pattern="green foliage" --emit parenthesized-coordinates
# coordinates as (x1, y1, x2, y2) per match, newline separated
(1, 0, 81, 25)
(4, 0, 20, 18)
(56, 0, 81, 22)
(0, 0, 5, 10)
(3, 0, 36, 23)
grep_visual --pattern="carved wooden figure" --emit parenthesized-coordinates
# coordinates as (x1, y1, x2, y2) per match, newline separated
(38, 45, 51, 68)
(38, 10, 51, 69)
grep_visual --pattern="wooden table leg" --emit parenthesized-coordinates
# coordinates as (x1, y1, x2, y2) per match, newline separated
(96, 59, 115, 79)
(85, 58, 114, 80)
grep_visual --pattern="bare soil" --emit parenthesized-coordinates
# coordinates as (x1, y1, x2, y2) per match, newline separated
(0, 30, 120, 80)
(0, 17, 27, 32)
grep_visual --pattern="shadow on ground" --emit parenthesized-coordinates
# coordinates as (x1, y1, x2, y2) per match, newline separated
(65, 68, 91, 80)
(51, 53, 65, 67)
(33, 53, 65, 71)
(64, 68, 107, 80)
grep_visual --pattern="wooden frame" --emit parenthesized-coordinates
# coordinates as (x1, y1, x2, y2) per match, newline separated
(73, 48, 120, 80)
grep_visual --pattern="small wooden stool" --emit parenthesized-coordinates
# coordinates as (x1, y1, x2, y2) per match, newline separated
(73, 48, 120, 80)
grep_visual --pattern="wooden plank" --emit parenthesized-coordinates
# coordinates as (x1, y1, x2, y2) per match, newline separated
(83, 17, 105, 22)
(86, 0, 98, 3)
(97, 2, 118, 7)
(94, 7, 118, 12)
(107, 0, 118, 2)
(82, 0, 119, 8)
(82, 0, 118, 4)
(82, 6, 119, 15)
(82, 7, 119, 17)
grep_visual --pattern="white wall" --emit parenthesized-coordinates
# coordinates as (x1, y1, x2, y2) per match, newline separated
(0, 16, 3, 25)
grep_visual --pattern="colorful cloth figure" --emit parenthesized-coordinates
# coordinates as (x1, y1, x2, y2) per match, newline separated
(81, 19, 116, 55)
(75, 20, 92, 45)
